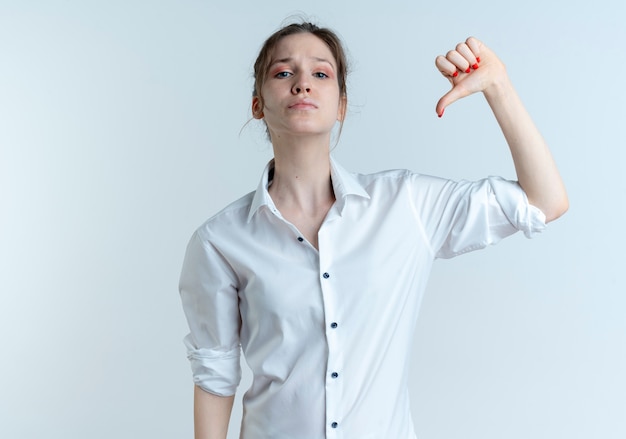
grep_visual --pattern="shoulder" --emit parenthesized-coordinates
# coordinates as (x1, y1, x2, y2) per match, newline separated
(352, 168, 451, 193)
(194, 191, 255, 241)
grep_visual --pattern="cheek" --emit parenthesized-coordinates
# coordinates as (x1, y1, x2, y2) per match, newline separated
(260, 84, 281, 106)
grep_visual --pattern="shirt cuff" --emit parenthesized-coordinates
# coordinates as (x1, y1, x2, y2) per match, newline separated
(488, 176, 547, 238)
(184, 334, 242, 397)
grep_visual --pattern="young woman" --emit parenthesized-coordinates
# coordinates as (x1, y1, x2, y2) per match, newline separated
(179, 21, 568, 439)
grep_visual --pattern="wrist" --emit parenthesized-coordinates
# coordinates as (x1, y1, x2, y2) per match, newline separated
(483, 74, 515, 103)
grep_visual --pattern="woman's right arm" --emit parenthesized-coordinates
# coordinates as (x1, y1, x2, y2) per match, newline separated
(194, 385, 235, 439)
(180, 230, 241, 438)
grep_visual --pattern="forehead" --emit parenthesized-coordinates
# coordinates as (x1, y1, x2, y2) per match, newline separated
(271, 33, 337, 67)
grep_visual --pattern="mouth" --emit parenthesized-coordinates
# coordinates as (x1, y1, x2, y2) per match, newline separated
(288, 100, 317, 110)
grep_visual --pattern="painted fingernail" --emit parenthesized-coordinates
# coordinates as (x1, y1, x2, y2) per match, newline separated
(452, 71, 458, 77)
(476, 57, 481, 63)
(472, 63, 479, 70)
(438, 109, 445, 118)
(465, 67, 471, 73)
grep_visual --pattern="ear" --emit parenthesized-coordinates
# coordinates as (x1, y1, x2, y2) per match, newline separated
(252, 96, 264, 119)
(337, 95, 347, 122)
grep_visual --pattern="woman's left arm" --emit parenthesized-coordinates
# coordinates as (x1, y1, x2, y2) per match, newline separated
(435, 37, 569, 223)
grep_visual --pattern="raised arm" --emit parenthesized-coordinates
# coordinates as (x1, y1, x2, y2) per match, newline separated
(194, 385, 235, 439)
(435, 37, 568, 222)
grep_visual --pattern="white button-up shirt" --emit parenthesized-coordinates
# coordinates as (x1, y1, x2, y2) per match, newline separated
(179, 157, 546, 438)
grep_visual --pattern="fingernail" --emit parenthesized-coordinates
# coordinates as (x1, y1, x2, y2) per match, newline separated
(452, 71, 458, 77)
(438, 109, 445, 118)
(472, 63, 479, 70)
(465, 67, 471, 73)
(476, 57, 481, 63)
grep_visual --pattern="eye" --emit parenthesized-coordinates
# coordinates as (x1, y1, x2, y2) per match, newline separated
(275, 71, 292, 78)
(314, 72, 329, 79)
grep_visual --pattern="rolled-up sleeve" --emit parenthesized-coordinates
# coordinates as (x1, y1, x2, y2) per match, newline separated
(179, 229, 241, 396)
(487, 176, 546, 239)
(411, 175, 546, 259)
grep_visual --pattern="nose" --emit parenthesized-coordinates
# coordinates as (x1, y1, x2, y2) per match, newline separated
(291, 74, 311, 95)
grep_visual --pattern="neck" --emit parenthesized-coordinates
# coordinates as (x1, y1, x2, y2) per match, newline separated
(269, 134, 335, 214)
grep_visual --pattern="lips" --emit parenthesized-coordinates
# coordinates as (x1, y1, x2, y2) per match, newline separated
(288, 99, 317, 110)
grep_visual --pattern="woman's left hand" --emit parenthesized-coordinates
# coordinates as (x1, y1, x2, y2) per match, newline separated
(435, 37, 507, 117)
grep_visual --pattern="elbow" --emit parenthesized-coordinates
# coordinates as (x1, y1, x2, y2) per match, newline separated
(544, 194, 569, 223)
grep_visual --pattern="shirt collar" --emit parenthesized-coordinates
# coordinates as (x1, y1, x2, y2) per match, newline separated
(247, 156, 370, 223)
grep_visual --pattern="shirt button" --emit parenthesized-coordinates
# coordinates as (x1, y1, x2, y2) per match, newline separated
(331, 422, 338, 428)
(322, 272, 330, 279)
(297, 236, 304, 242)
(330, 322, 338, 329)
(331, 372, 339, 379)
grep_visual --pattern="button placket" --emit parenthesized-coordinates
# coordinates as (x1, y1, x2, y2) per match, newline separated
(317, 218, 343, 439)
(324, 310, 345, 436)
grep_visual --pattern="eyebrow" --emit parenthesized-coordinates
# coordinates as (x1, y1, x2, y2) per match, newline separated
(269, 57, 336, 70)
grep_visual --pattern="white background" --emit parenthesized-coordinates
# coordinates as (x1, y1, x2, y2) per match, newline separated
(1, 1, 625, 438)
